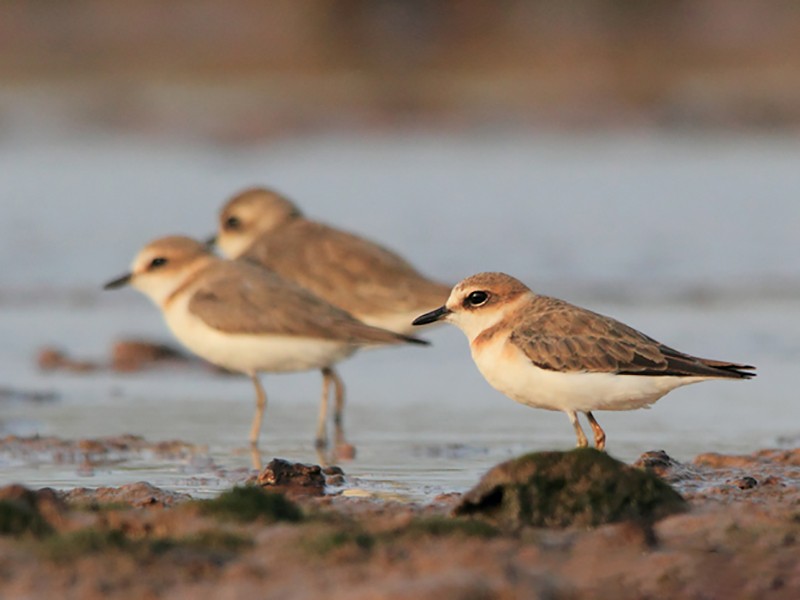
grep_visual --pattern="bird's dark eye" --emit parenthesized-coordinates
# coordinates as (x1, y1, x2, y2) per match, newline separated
(224, 216, 241, 230)
(465, 290, 489, 307)
(149, 257, 168, 269)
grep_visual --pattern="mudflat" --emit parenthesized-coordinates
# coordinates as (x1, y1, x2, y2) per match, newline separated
(0, 441, 797, 599)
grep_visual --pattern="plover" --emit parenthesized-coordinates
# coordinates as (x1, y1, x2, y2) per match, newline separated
(211, 187, 451, 335)
(104, 236, 427, 449)
(413, 272, 755, 449)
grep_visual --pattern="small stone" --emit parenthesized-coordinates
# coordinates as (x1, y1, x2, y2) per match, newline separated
(326, 474, 346, 487)
(255, 458, 325, 496)
(634, 450, 699, 483)
(729, 476, 758, 490)
(634, 450, 677, 476)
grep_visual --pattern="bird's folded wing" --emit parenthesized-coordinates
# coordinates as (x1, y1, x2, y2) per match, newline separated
(187, 263, 410, 344)
(508, 298, 752, 378)
(246, 221, 450, 313)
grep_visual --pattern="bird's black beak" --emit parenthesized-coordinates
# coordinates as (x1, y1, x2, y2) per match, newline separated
(103, 273, 132, 290)
(412, 306, 451, 326)
(205, 235, 217, 248)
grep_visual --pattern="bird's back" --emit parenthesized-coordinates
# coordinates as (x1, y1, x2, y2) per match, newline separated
(242, 219, 451, 323)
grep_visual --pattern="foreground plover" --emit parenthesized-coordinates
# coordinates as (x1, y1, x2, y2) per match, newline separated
(413, 272, 755, 449)
(104, 236, 427, 448)
(211, 187, 451, 335)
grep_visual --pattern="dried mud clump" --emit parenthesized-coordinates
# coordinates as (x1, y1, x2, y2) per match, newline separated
(455, 448, 687, 528)
(633, 449, 703, 484)
(110, 339, 190, 372)
(695, 448, 800, 469)
(36, 346, 99, 373)
(35, 338, 201, 374)
(62, 481, 192, 509)
(251, 458, 327, 496)
(636, 448, 800, 502)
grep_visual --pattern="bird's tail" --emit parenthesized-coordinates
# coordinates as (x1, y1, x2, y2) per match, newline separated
(697, 358, 756, 379)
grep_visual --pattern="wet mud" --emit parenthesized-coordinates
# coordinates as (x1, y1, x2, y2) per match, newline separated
(0, 440, 797, 598)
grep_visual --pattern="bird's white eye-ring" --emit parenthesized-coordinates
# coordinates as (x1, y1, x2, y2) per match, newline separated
(465, 290, 489, 307)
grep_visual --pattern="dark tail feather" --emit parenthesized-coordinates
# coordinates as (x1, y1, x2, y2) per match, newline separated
(698, 358, 756, 379)
(646, 345, 757, 379)
(402, 334, 430, 346)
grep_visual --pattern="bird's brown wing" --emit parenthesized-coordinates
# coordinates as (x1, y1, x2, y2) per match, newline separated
(509, 296, 755, 379)
(187, 261, 425, 345)
(242, 220, 451, 316)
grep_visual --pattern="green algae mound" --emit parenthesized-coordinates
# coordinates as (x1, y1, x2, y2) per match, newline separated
(455, 448, 686, 528)
(197, 486, 303, 523)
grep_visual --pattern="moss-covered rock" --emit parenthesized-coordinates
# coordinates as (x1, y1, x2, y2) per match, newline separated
(197, 485, 303, 523)
(0, 485, 60, 537)
(455, 449, 687, 528)
(301, 528, 375, 556)
(39, 527, 253, 564)
(0, 499, 53, 537)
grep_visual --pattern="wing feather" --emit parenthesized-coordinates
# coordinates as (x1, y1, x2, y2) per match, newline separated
(187, 261, 421, 345)
(242, 220, 450, 315)
(509, 296, 755, 379)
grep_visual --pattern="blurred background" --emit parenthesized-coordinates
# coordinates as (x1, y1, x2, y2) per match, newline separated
(4, 0, 800, 138)
(1, 1, 798, 496)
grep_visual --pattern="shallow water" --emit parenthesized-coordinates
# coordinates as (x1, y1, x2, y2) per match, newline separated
(1, 131, 798, 500)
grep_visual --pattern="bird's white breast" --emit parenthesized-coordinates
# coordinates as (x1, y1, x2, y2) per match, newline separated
(162, 293, 356, 374)
(470, 334, 707, 412)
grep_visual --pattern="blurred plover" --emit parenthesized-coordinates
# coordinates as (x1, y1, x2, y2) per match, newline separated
(413, 272, 755, 449)
(210, 187, 451, 335)
(104, 236, 427, 449)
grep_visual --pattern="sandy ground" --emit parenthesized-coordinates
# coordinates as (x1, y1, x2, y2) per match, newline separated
(0, 439, 797, 599)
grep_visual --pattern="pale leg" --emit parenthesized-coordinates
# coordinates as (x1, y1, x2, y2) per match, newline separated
(315, 368, 332, 449)
(323, 366, 355, 460)
(567, 410, 588, 448)
(585, 411, 606, 450)
(328, 367, 346, 445)
(248, 373, 267, 447)
(249, 445, 263, 471)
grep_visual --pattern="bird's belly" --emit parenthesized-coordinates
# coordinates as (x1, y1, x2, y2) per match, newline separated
(165, 309, 356, 374)
(471, 339, 705, 412)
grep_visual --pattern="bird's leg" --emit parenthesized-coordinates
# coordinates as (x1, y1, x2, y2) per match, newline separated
(328, 367, 346, 444)
(248, 373, 267, 448)
(585, 411, 606, 451)
(249, 445, 263, 471)
(567, 410, 588, 448)
(323, 366, 355, 460)
(315, 368, 332, 449)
